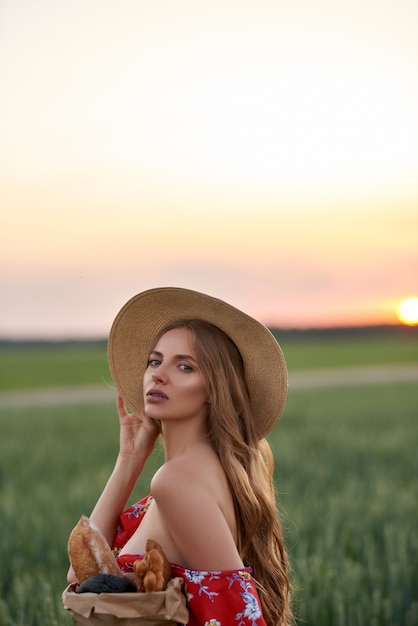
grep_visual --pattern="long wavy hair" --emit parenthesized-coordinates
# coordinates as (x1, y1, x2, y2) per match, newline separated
(153, 319, 293, 626)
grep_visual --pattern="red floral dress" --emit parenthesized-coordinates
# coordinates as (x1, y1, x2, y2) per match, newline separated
(112, 495, 268, 626)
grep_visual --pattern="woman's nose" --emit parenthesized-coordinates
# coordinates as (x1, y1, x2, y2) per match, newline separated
(152, 369, 166, 383)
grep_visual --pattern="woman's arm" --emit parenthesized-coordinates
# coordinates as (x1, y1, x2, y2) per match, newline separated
(67, 395, 159, 583)
(151, 460, 244, 571)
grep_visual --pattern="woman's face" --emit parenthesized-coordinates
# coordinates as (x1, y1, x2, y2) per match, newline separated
(143, 327, 208, 423)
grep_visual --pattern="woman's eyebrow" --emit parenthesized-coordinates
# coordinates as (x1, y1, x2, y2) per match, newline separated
(175, 354, 197, 363)
(149, 350, 197, 363)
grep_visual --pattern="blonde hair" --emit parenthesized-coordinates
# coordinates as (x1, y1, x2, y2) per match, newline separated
(154, 319, 293, 626)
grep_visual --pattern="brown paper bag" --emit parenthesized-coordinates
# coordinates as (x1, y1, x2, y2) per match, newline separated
(62, 577, 189, 626)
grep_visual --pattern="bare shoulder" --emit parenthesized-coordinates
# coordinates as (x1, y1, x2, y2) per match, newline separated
(151, 445, 223, 499)
(151, 454, 216, 517)
(150, 450, 243, 570)
(151, 455, 200, 494)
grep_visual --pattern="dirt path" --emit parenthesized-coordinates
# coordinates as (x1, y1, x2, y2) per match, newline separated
(0, 363, 417, 410)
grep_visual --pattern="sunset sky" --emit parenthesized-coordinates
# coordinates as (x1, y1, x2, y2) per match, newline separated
(1, 0, 417, 338)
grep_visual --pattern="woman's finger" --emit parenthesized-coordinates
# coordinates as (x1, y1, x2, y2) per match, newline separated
(116, 394, 129, 417)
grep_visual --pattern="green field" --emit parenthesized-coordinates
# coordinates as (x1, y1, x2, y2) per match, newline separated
(0, 332, 417, 625)
(1, 327, 417, 391)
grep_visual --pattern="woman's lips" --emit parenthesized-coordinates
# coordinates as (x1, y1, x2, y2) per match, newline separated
(146, 389, 168, 402)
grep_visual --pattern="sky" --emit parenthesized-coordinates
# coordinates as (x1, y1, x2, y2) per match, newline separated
(1, 0, 417, 338)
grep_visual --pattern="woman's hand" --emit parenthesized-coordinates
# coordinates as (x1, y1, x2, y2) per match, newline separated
(66, 394, 160, 561)
(116, 394, 160, 462)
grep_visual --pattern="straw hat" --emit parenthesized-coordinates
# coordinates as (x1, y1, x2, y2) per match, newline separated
(108, 287, 288, 439)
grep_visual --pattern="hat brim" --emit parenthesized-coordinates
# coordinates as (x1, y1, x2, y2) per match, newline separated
(108, 287, 288, 439)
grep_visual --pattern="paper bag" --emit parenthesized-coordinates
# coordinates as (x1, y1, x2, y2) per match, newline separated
(62, 576, 189, 626)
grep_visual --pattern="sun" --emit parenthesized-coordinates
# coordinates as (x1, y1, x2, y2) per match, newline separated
(396, 297, 418, 326)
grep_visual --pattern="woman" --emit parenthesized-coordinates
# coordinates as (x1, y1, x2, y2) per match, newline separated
(67, 287, 293, 625)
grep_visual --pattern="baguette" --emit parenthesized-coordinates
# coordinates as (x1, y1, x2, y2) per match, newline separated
(68, 515, 121, 584)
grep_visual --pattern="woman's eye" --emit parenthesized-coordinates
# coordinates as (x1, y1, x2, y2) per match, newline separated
(148, 359, 161, 367)
(179, 363, 193, 372)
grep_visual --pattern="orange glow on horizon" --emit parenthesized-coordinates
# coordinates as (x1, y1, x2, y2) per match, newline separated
(1, 0, 417, 338)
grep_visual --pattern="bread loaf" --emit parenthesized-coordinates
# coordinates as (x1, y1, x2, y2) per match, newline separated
(68, 515, 121, 584)
(134, 539, 172, 592)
